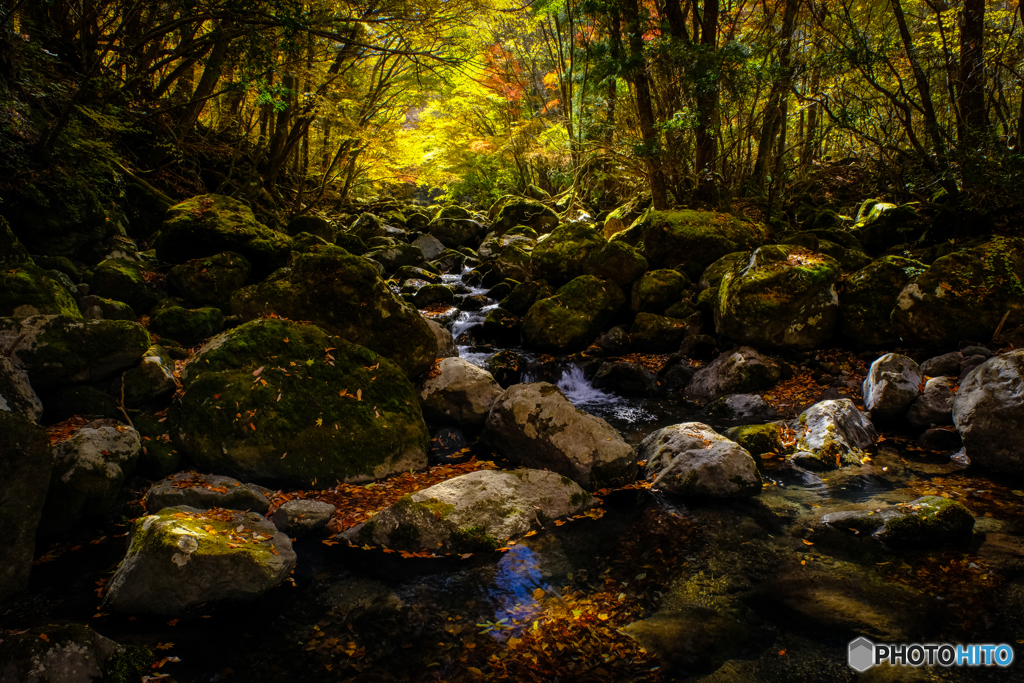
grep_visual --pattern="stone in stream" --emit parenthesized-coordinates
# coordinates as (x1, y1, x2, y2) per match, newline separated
(425, 319, 458, 359)
(418, 357, 504, 427)
(705, 394, 778, 423)
(920, 351, 962, 377)
(723, 422, 787, 458)
(340, 468, 594, 553)
(173, 318, 428, 486)
(103, 506, 296, 615)
(271, 499, 336, 537)
(621, 605, 747, 673)
(521, 275, 625, 353)
(791, 399, 876, 469)
(483, 382, 636, 490)
(591, 361, 660, 397)
(144, 472, 272, 514)
(953, 349, 1024, 474)
(820, 496, 974, 543)
(905, 376, 955, 427)
(862, 353, 922, 420)
(639, 422, 762, 497)
(684, 346, 780, 401)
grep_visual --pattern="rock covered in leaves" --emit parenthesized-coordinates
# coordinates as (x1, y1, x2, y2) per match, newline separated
(0, 411, 53, 606)
(144, 472, 272, 514)
(230, 247, 437, 377)
(714, 245, 841, 350)
(484, 382, 636, 490)
(0, 624, 129, 683)
(343, 469, 594, 553)
(168, 251, 252, 310)
(0, 315, 150, 390)
(0, 355, 42, 421)
(792, 399, 876, 469)
(821, 496, 974, 543)
(154, 195, 292, 278)
(521, 276, 625, 353)
(685, 346, 780, 401)
(103, 506, 296, 614)
(418, 358, 503, 427)
(640, 422, 761, 497)
(271, 499, 336, 536)
(862, 353, 922, 420)
(953, 350, 1024, 474)
(173, 318, 428, 486)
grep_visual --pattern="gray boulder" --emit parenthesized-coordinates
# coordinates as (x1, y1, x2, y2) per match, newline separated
(0, 624, 127, 683)
(484, 383, 636, 490)
(121, 344, 177, 407)
(271, 499, 336, 536)
(685, 346, 780, 401)
(413, 234, 446, 261)
(705, 394, 779, 423)
(343, 468, 594, 552)
(863, 353, 922, 420)
(144, 472, 272, 514)
(0, 355, 42, 422)
(426, 319, 458, 359)
(792, 399, 876, 468)
(640, 422, 761, 497)
(419, 358, 503, 427)
(953, 350, 1024, 474)
(906, 376, 955, 427)
(920, 351, 961, 377)
(104, 505, 296, 614)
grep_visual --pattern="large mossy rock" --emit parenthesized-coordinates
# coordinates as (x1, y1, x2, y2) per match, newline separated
(822, 496, 974, 544)
(522, 275, 625, 352)
(231, 248, 437, 377)
(531, 223, 606, 286)
(631, 269, 691, 314)
(612, 210, 768, 279)
(953, 350, 1024, 474)
(428, 216, 485, 248)
(715, 245, 840, 350)
(492, 198, 559, 235)
(174, 319, 428, 486)
(483, 382, 636, 490)
(0, 412, 52, 606)
(154, 195, 292, 278)
(629, 313, 688, 353)
(640, 422, 761, 497)
(345, 469, 595, 553)
(840, 256, 925, 348)
(583, 241, 649, 287)
(168, 251, 252, 310)
(149, 303, 225, 344)
(0, 315, 150, 389)
(0, 263, 80, 318)
(88, 258, 158, 313)
(103, 505, 296, 615)
(891, 239, 1024, 348)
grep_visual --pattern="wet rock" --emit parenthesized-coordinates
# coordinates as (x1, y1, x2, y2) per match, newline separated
(706, 394, 778, 423)
(174, 319, 428, 486)
(595, 326, 630, 354)
(821, 496, 974, 543)
(919, 351, 961, 377)
(485, 280, 515, 301)
(0, 355, 42, 421)
(231, 247, 437, 377)
(0, 263, 81, 318)
(621, 605, 747, 673)
(419, 358, 503, 427)
(154, 195, 292, 278)
(481, 307, 521, 346)
(953, 349, 1024, 474)
(412, 234, 446, 261)
(271, 499, 336, 536)
(491, 198, 558, 235)
(863, 353, 922, 420)
(144, 472, 272, 514)
(104, 505, 296, 614)
(631, 269, 690, 314)
(395, 265, 441, 284)
(458, 293, 491, 311)
(792, 399, 876, 468)
(0, 315, 150, 390)
(342, 468, 594, 553)
(685, 347, 780, 401)
(413, 284, 455, 308)
(840, 256, 924, 348)
(0, 624, 129, 683)
(40, 419, 141, 534)
(714, 245, 841, 350)
(0, 412, 52, 605)
(522, 276, 625, 353)
(919, 427, 961, 452)
(500, 280, 552, 316)
(640, 422, 761, 497)
(484, 382, 636, 490)
(906, 376, 954, 427)
(723, 423, 785, 458)
(591, 361, 660, 397)
(426, 319, 458, 359)
(630, 313, 688, 353)
(484, 350, 525, 388)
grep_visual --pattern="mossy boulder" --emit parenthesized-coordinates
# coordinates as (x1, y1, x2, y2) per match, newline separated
(612, 210, 768, 280)
(168, 251, 252, 310)
(852, 200, 920, 255)
(640, 422, 762, 497)
(632, 269, 691, 314)
(584, 240, 649, 287)
(0, 411, 52, 606)
(344, 469, 595, 553)
(428, 215, 485, 248)
(490, 245, 533, 282)
(79, 295, 136, 321)
(840, 256, 925, 348)
(891, 239, 1024, 348)
(231, 249, 437, 377)
(603, 197, 646, 239)
(630, 313, 688, 353)
(122, 344, 177, 406)
(0, 216, 31, 267)
(0, 355, 42, 421)
(0, 315, 150, 389)
(492, 198, 559, 235)
(724, 423, 786, 458)
(0, 263, 80, 318)
(531, 223, 606, 285)
(154, 195, 292, 278)
(483, 382, 636, 490)
(103, 505, 296, 614)
(287, 214, 334, 240)
(500, 280, 554, 316)
(345, 213, 390, 242)
(522, 276, 625, 352)
(88, 258, 159, 312)
(822, 496, 974, 544)
(144, 472, 271, 514)
(150, 304, 225, 345)
(173, 319, 428, 486)
(478, 230, 537, 260)
(715, 245, 841, 350)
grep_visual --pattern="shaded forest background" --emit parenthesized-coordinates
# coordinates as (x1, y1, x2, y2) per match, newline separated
(2, 0, 1024, 238)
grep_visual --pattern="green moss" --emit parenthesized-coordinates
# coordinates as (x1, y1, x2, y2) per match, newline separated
(390, 522, 422, 546)
(105, 646, 154, 683)
(568, 491, 593, 507)
(452, 525, 501, 552)
(0, 263, 81, 317)
(724, 424, 784, 457)
(879, 496, 974, 542)
(358, 520, 378, 544)
(522, 275, 626, 352)
(149, 305, 224, 344)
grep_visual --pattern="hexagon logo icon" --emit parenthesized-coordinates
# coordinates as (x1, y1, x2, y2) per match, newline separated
(849, 637, 875, 672)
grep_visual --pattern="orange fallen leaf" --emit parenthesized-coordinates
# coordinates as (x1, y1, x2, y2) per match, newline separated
(39, 634, 49, 642)
(802, 539, 814, 546)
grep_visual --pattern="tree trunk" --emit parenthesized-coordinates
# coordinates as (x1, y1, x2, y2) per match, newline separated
(174, 25, 232, 139)
(694, 0, 719, 202)
(621, 0, 667, 210)
(751, 0, 799, 191)
(958, 0, 986, 146)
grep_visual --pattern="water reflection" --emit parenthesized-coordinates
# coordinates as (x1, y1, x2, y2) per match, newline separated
(486, 544, 546, 639)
